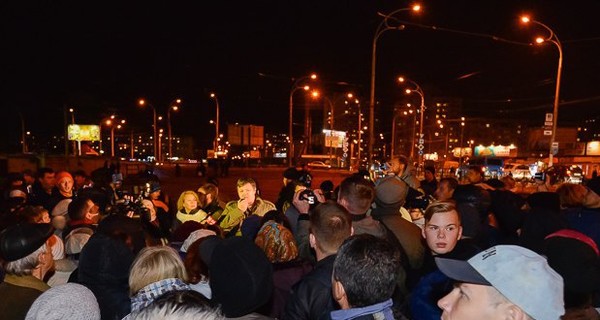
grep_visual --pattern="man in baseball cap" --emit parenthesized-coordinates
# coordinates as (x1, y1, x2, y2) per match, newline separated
(435, 245, 565, 320)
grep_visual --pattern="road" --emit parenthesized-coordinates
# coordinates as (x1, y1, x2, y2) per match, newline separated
(153, 165, 352, 204)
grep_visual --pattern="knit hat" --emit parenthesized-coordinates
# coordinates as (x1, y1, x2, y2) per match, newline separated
(0, 223, 53, 261)
(51, 199, 72, 217)
(209, 237, 273, 317)
(544, 229, 600, 294)
(25, 283, 100, 320)
(254, 221, 298, 263)
(436, 245, 564, 320)
(148, 181, 161, 193)
(375, 176, 408, 208)
(180, 229, 217, 253)
(283, 167, 300, 180)
(55, 171, 73, 183)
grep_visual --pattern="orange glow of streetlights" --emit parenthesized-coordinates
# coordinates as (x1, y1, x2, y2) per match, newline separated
(412, 4, 421, 12)
(138, 99, 145, 106)
(405, 89, 411, 94)
(535, 37, 544, 44)
(303, 85, 310, 91)
(310, 74, 317, 80)
(520, 16, 530, 23)
(311, 90, 320, 98)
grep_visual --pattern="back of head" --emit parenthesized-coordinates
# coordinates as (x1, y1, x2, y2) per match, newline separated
(310, 201, 352, 256)
(544, 230, 600, 308)
(338, 176, 375, 214)
(68, 196, 91, 221)
(209, 237, 273, 318)
(199, 183, 219, 202)
(556, 183, 587, 208)
(255, 221, 298, 263)
(128, 290, 223, 320)
(333, 234, 401, 307)
(374, 176, 408, 208)
(0, 223, 53, 264)
(26, 283, 101, 320)
(129, 246, 188, 295)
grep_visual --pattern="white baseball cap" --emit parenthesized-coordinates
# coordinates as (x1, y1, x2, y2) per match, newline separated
(436, 245, 564, 320)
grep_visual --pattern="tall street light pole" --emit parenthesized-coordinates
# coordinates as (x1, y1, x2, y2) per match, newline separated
(138, 99, 157, 162)
(368, 5, 421, 163)
(209, 93, 220, 156)
(521, 16, 563, 168)
(398, 76, 425, 167)
(289, 73, 317, 165)
(167, 99, 181, 160)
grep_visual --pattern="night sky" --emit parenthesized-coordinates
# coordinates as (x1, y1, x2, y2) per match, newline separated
(2, 0, 600, 152)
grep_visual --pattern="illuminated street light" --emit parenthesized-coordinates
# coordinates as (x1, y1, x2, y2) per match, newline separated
(289, 73, 317, 165)
(398, 76, 426, 166)
(138, 99, 158, 161)
(521, 15, 563, 167)
(368, 4, 421, 162)
(209, 93, 220, 157)
(167, 100, 181, 160)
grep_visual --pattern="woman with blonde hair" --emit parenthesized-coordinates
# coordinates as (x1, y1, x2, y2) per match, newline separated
(174, 191, 209, 230)
(127, 246, 190, 316)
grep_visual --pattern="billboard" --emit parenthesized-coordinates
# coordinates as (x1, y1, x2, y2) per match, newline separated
(68, 125, 101, 141)
(322, 129, 346, 148)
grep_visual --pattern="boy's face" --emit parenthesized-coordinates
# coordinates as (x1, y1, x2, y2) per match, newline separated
(422, 210, 462, 255)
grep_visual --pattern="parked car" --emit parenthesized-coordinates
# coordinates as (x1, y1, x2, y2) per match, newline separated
(307, 161, 331, 169)
(541, 165, 584, 184)
(504, 164, 533, 181)
(458, 157, 505, 179)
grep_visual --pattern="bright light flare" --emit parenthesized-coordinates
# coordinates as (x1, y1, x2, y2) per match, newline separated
(405, 89, 411, 94)
(303, 85, 310, 91)
(210, 93, 216, 98)
(535, 37, 544, 44)
(398, 77, 405, 83)
(311, 90, 320, 98)
(310, 73, 317, 80)
(520, 16, 530, 23)
(138, 99, 146, 106)
(412, 4, 421, 12)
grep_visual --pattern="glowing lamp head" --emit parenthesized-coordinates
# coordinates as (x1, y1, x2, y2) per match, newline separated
(405, 89, 412, 94)
(398, 77, 405, 83)
(210, 93, 216, 98)
(521, 16, 530, 23)
(310, 74, 317, 80)
(412, 4, 421, 12)
(138, 99, 146, 106)
(311, 90, 320, 98)
(176, 99, 181, 104)
(303, 85, 310, 91)
(535, 37, 544, 44)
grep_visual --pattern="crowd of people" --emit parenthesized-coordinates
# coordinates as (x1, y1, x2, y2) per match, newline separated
(0, 157, 599, 320)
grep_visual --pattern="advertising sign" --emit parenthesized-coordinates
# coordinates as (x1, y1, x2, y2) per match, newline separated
(68, 125, 100, 141)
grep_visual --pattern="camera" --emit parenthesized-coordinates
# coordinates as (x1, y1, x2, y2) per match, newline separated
(299, 189, 317, 205)
(107, 196, 150, 221)
(534, 172, 546, 181)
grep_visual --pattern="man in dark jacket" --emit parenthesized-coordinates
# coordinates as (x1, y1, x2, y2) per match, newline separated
(284, 201, 352, 320)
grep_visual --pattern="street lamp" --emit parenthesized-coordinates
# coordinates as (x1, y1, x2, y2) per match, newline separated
(167, 99, 181, 160)
(289, 73, 317, 165)
(138, 99, 158, 162)
(209, 93, 220, 156)
(324, 93, 353, 165)
(368, 4, 421, 162)
(521, 15, 563, 167)
(398, 76, 425, 166)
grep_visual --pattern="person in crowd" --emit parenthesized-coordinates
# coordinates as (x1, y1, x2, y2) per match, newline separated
(275, 167, 301, 214)
(371, 174, 425, 275)
(29, 167, 56, 211)
(63, 196, 100, 245)
(197, 183, 224, 224)
(77, 231, 136, 320)
(17, 206, 66, 263)
(254, 217, 312, 319)
(464, 165, 485, 184)
(420, 166, 438, 198)
(452, 183, 492, 248)
(0, 223, 55, 319)
(285, 201, 353, 320)
(182, 230, 217, 299)
(434, 177, 458, 201)
(174, 190, 209, 230)
(319, 180, 335, 201)
(48, 171, 75, 211)
(297, 163, 313, 188)
(127, 289, 223, 320)
(23, 169, 36, 191)
(50, 198, 72, 238)
(25, 283, 101, 320)
(410, 201, 480, 320)
(556, 183, 600, 247)
(519, 192, 568, 254)
(436, 245, 564, 320)
(218, 178, 275, 237)
(146, 181, 172, 233)
(126, 246, 190, 317)
(200, 236, 274, 319)
(381, 156, 420, 189)
(330, 234, 401, 320)
(73, 169, 92, 194)
(140, 199, 169, 244)
(543, 229, 600, 319)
